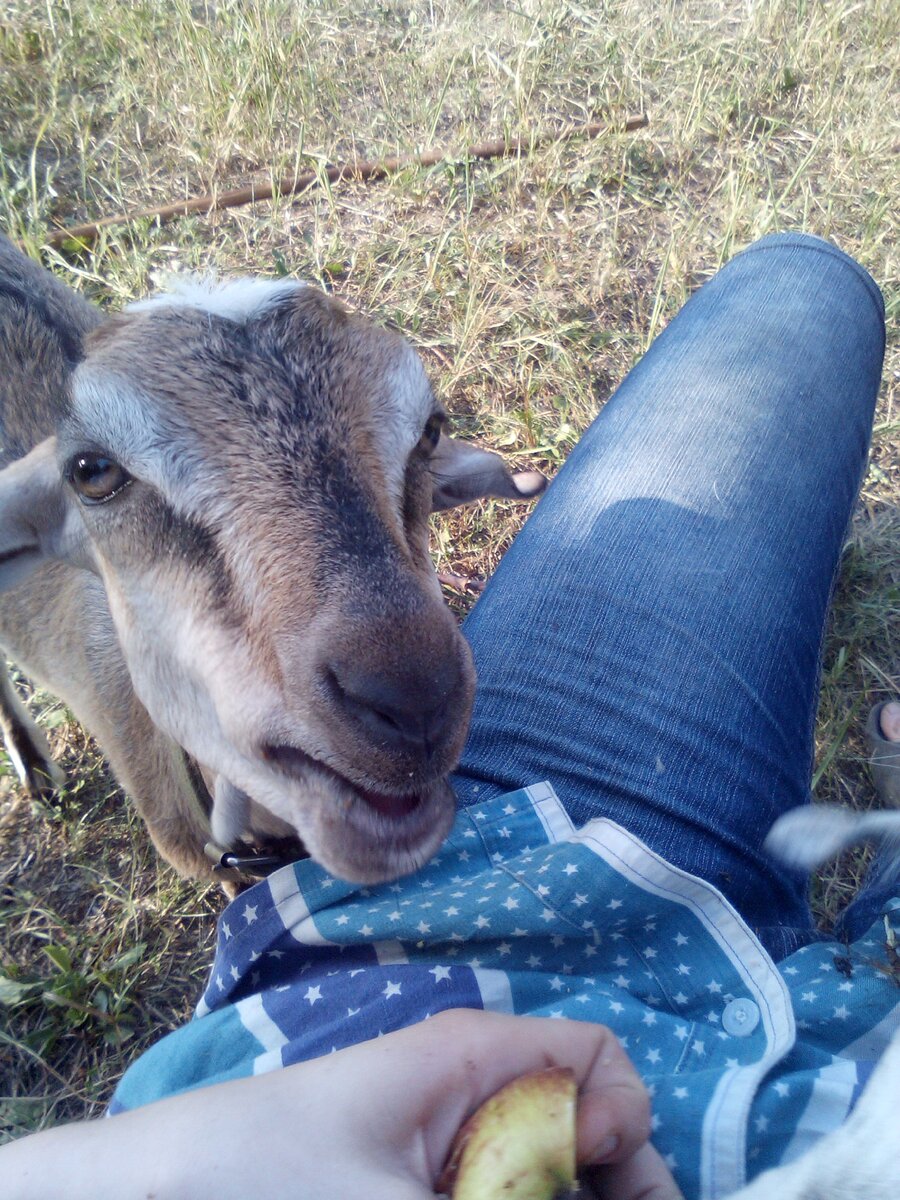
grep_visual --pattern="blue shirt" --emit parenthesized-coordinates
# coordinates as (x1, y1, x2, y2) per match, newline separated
(111, 783, 900, 1199)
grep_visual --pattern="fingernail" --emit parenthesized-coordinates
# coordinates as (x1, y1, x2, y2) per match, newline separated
(589, 1134, 620, 1163)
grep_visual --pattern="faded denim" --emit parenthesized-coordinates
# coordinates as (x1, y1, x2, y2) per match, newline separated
(452, 233, 887, 960)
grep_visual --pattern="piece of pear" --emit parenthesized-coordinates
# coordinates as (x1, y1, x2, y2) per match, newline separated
(437, 1066, 578, 1200)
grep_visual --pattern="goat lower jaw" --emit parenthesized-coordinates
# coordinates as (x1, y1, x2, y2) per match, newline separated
(326, 776, 456, 884)
(255, 743, 457, 883)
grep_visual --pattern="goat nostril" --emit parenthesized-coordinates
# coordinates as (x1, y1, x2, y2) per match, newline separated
(324, 662, 443, 752)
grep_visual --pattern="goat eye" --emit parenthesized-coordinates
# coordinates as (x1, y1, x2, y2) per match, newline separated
(418, 414, 444, 455)
(68, 454, 132, 504)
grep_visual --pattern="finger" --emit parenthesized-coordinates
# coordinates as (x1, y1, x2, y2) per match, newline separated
(587, 1142, 685, 1200)
(571, 1033, 650, 1166)
(396, 1011, 650, 1170)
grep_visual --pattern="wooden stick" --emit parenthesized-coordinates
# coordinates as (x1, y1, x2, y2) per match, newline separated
(43, 114, 648, 249)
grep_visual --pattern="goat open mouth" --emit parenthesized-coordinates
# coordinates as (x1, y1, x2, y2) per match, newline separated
(262, 741, 425, 822)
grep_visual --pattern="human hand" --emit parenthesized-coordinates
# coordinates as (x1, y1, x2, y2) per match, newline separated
(1, 1008, 682, 1200)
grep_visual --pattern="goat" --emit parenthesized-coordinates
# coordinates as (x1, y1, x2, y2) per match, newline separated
(0, 235, 545, 886)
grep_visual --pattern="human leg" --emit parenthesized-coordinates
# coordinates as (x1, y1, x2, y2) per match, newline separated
(452, 233, 885, 956)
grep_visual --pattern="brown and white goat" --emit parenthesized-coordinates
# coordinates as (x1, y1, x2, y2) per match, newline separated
(0, 236, 544, 886)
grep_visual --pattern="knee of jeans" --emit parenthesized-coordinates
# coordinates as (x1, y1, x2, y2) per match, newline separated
(731, 231, 885, 327)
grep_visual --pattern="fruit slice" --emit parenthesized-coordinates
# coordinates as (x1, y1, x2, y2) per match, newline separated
(437, 1066, 578, 1200)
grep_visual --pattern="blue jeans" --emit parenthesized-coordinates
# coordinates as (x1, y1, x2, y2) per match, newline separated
(452, 233, 887, 961)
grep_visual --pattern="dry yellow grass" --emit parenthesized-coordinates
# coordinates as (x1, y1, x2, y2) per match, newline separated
(0, 0, 898, 1133)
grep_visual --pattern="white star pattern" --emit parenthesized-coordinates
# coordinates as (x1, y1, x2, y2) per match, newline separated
(187, 782, 900, 1190)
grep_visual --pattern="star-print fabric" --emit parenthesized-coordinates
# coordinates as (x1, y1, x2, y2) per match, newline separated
(110, 783, 900, 1199)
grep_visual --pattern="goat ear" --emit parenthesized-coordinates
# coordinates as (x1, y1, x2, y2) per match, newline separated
(429, 436, 547, 512)
(0, 438, 92, 589)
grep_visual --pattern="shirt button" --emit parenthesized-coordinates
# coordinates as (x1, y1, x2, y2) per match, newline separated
(722, 998, 760, 1037)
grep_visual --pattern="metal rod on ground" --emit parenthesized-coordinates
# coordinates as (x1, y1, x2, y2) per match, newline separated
(43, 114, 648, 249)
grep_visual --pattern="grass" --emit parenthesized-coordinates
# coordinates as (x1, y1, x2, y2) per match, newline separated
(1, 0, 898, 1136)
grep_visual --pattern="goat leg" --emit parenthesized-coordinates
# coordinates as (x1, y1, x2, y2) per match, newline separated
(0, 667, 65, 797)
